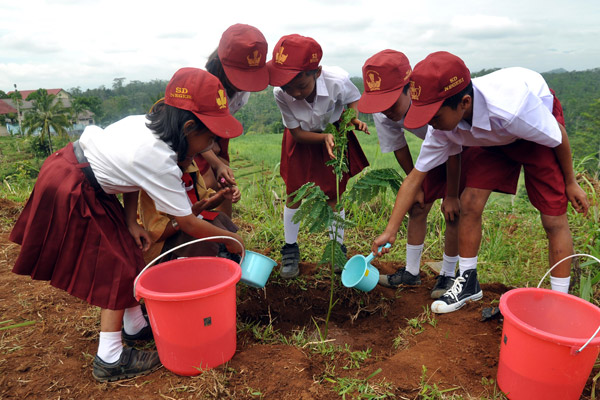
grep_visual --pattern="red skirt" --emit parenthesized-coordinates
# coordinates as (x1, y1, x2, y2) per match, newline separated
(9, 143, 145, 310)
(280, 128, 369, 199)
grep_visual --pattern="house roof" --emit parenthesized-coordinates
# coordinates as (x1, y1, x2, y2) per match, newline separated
(0, 100, 18, 115)
(7, 89, 65, 100)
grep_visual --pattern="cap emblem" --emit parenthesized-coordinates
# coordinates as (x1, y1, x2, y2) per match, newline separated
(247, 50, 261, 67)
(410, 81, 421, 101)
(366, 70, 381, 91)
(310, 52, 319, 63)
(216, 89, 227, 109)
(275, 46, 288, 64)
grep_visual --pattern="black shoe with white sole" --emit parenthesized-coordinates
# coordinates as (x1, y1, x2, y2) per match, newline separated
(431, 269, 482, 314)
(378, 267, 421, 288)
(430, 274, 455, 299)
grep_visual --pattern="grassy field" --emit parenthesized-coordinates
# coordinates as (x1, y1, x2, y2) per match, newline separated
(1, 131, 598, 294)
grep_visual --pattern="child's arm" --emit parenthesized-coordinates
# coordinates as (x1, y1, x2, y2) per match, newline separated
(289, 127, 336, 159)
(371, 169, 428, 255)
(123, 191, 151, 251)
(201, 149, 236, 186)
(347, 101, 370, 134)
(553, 123, 589, 215)
(441, 153, 461, 222)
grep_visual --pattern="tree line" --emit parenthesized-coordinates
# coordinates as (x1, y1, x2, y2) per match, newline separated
(2, 69, 599, 168)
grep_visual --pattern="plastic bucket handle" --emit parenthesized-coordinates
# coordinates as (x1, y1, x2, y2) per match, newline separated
(368, 243, 392, 262)
(133, 235, 244, 300)
(537, 253, 600, 354)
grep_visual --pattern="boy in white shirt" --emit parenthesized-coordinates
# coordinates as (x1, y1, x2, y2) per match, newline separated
(358, 50, 465, 298)
(267, 34, 370, 278)
(371, 51, 589, 313)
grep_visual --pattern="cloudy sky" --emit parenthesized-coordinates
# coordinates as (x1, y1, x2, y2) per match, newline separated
(1, 0, 599, 92)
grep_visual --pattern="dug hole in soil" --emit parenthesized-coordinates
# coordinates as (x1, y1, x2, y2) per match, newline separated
(0, 198, 597, 399)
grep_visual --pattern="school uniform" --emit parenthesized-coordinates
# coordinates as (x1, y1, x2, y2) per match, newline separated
(274, 66, 369, 198)
(414, 67, 567, 216)
(138, 160, 238, 264)
(196, 91, 250, 175)
(374, 113, 472, 203)
(10, 115, 192, 310)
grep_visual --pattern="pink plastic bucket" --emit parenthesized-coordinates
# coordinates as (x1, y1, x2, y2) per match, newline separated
(135, 256, 241, 376)
(497, 288, 600, 399)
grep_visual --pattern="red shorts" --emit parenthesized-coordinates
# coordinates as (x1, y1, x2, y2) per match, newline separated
(463, 91, 567, 216)
(421, 147, 476, 203)
(280, 128, 369, 199)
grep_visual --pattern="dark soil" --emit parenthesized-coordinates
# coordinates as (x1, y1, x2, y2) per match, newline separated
(0, 198, 597, 399)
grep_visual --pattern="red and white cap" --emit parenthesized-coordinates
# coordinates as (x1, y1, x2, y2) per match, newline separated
(218, 23, 269, 92)
(357, 50, 412, 114)
(165, 67, 243, 139)
(404, 51, 471, 129)
(266, 34, 322, 87)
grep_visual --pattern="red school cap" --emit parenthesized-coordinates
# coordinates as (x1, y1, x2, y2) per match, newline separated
(404, 51, 471, 129)
(357, 50, 412, 114)
(165, 68, 243, 139)
(218, 23, 269, 92)
(266, 34, 323, 87)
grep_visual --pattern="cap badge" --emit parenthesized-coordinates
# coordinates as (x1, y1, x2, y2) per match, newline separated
(405, 68, 412, 81)
(247, 50, 261, 67)
(310, 52, 319, 63)
(216, 89, 227, 109)
(275, 46, 288, 64)
(410, 81, 421, 101)
(366, 70, 381, 91)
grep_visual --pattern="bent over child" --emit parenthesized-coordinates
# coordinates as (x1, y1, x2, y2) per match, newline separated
(9, 68, 244, 381)
(267, 34, 370, 278)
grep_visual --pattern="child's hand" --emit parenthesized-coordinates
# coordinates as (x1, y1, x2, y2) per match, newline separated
(351, 118, 370, 134)
(323, 133, 335, 159)
(371, 230, 396, 257)
(566, 181, 589, 216)
(127, 223, 151, 252)
(230, 186, 241, 203)
(441, 196, 461, 222)
(217, 166, 236, 187)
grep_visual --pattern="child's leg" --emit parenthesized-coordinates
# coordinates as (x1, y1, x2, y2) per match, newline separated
(540, 213, 573, 292)
(280, 197, 301, 278)
(98, 309, 125, 363)
(441, 214, 459, 277)
(123, 305, 148, 335)
(405, 202, 433, 275)
(458, 187, 492, 263)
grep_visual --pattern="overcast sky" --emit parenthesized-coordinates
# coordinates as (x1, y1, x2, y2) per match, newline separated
(1, 0, 599, 92)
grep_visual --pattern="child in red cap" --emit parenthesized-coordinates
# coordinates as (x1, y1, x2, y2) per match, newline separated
(9, 68, 244, 381)
(267, 34, 370, 278)
(358, 49, 469, 298)
(199, 23, 270, 217)
(372, 51, 589, 313)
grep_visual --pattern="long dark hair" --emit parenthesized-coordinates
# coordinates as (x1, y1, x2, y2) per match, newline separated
(205, 48, 237, 98)
(146, 100, 206, 163)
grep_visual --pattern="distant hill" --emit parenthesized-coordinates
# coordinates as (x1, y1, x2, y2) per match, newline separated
(544, 68, 568, 74)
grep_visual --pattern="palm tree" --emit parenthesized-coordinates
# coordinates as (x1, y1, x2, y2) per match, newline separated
(22, 89, 71, 155)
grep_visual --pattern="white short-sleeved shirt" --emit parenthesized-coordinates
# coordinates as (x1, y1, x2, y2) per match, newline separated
(273, 65, 361, 132)
(79, 115, 192, 217)
(229, 91, 250, 115)
(373, 112, 429, 153)
(415, 67, 562, 172)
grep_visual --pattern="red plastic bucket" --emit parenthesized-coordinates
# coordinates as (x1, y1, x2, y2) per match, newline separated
(135, 256, 241, 376)
(498, 288, 600, 399)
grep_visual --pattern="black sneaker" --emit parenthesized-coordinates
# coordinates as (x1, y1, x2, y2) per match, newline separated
(92, 347, 161, 382)
(378, 267, 421, 288)
(431, 269, 483, 314)
(122, 324, 154, 346)
(430, 275, 455, 299)
(280, 243, 300, 278)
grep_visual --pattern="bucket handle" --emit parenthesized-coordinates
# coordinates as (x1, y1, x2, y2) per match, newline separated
(133, 235, 245, 300)
(537, 253, 600, 354)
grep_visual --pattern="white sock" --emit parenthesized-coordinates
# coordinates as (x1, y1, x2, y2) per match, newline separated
(441, 254, 459, 277)
(405, 243, 423, 276)
(123, 305, 148, 335)
(458, 256, 478, 276)
(328, 209, 345, 244)
(550, 276, 570, 293)
(97, 331, 123, 364)
(283, 206, 300, 244)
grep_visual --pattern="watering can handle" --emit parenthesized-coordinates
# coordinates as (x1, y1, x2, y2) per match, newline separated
(537, 253, 600, 354)
(133, 235, 244, 300)
(365, 243, 392, 264)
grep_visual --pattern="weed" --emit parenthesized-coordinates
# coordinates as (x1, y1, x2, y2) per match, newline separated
(417, 365, 460, 399)
(325, 367, 395, 399)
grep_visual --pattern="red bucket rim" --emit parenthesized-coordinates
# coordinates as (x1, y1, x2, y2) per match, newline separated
(135, 257, 241, 301)
(499, 287, 600, 348)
